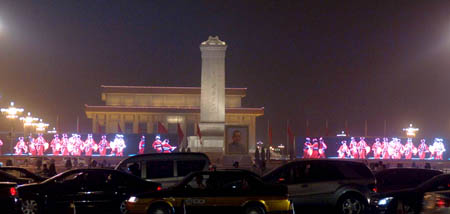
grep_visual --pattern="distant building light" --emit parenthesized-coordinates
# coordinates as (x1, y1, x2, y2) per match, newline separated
(337, 131, 347, 137)
(403, 124, 419, 137)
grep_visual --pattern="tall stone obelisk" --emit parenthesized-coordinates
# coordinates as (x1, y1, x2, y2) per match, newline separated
(199, 36, 227, 153)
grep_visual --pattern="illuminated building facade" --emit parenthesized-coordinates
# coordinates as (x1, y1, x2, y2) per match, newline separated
(84, 85, 264, 151)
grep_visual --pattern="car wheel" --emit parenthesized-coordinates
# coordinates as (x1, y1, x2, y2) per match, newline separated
(148, 205, 172, 214)
(245, 205, 266, 214)
(337, 195, 365, 214)
(21, 199, 39, 214)
(119, 200, 128, 214)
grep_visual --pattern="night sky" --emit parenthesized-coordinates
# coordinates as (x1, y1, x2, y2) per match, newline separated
(1, 1, 450, 143)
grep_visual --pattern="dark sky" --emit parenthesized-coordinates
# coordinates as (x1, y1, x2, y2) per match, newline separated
(1, 1, 450, 142)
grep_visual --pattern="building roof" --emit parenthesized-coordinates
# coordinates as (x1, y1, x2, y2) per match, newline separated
(101, 85, 247, 97)
(84, 105, 264, 116)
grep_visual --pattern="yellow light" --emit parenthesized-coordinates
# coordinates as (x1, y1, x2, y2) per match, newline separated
(20, 112, 39, 127)
(403, 124, 419, 137)
(1, 102, 24, 119)
(33, 119, 49, 132)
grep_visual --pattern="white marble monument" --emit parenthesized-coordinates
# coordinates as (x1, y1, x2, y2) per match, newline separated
(199, 36, 227, 153)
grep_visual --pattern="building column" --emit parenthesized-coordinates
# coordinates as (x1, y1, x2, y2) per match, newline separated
(92, 114, 97, 134)
(133, 114, 139, 134)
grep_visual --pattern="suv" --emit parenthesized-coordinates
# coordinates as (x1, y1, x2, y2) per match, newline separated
(262, 159, 375, 214)
(115, 152, 210, 188)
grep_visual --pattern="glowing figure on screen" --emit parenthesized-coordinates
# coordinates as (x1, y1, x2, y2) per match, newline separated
(152, 135, 163, 153)
(113, 134, 126, 156)
(50, 134, 61, 156)
(68, 134, 76, 155)
(392, 138, 403, 159)
(0, 139, 2, 155)
(337, 140, 349, 159)
(303, 138, 312, 158)
(358, 137, 370, 159)
(98, 135, 110, 156)
(28, 135, 36, 156)
(418, 139, 429, 160)
(161, 139, 176, 153)
(318, 137, 327, 158)
(84, 134, 97, 156)
(381, 138, 389, 159)
(138, 136, 146, 154)
(372, 138, 383, 159)
(60, 134, 70, 156)
(35, 134, 48, 156)
(311, 138, 319, 158)
(14, 137, 27, 155)
(402, 138, 417, 160)
(431, 138, 445, 160)
(349, 137, 359, 159)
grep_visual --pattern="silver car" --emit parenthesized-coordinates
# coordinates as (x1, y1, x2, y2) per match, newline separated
(263, 159, 375, 214)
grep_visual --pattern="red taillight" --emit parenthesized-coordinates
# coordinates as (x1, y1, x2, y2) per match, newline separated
(10, 187, 17, 196)
(436, 199, 446, 208)
(372, 187, 377, 193)
(156, 186, 162, 191)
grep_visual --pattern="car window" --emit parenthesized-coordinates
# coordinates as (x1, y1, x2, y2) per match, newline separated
(336, 163, 372, 179)
(177, 160, 207, 177)
(185, 174, 211, 190)
(146, 160, 174, 179)
(55, 171, 84, 183)
(220, 174, 254, 192)
(427, 176, 450, 192)
(1, 169, 26, 179)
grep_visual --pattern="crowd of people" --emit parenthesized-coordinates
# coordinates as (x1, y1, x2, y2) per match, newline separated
(303, 137, 446, 160)
(14, 133, 127, 156)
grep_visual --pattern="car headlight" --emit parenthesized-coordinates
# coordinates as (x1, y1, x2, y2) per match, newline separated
(128, 196, 138, 203)
(378, 197, 394, 206)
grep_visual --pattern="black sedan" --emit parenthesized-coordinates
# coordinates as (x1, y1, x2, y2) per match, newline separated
(374, 168, 442, 193)
(371, 173, 450, 214)
(16, 168, 161, 214)
(0, 170, 30, 185)
(0, 167, 47, 183)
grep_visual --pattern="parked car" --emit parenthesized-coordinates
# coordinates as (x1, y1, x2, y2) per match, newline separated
(371, 173, 450, 214)
(0, 170, 31, 185)
(374, 168, 442, 193)
(262, 159, 375, 214)
(0, 182, 20, 214)
(422, 190, 450, 214)
(115, 152, 211, 188)
(0, 167, 47, 183)
(15, 168, 161, 214)
(126, 169, 293, 214)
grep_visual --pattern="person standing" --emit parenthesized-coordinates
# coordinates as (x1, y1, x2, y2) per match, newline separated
(349, 137, 359, 159)
(372, 138, 383, 159)
(152, 135, 163, 153)
(337, 140, 349, 159)
(418, 139, 429, 160)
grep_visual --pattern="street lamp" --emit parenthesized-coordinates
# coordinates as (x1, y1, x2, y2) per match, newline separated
(33, 119, 49, 133)
(20, 112, 38, 135)
(1, 102, 24, 153)
(403, 124, 419, 137)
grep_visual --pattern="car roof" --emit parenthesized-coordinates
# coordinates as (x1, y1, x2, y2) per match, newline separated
(375, 168, 442, 176)
(263, 159, 367, 176)
(115, 152, 210, 168)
